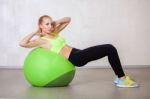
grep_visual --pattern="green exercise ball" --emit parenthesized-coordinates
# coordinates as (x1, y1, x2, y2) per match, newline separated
(23, 48, 75, 87)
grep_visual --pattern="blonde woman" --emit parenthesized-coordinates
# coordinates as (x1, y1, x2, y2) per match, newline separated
(20, 15, 138, 88)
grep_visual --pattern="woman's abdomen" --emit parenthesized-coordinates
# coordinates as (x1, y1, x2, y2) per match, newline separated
(59, 44, 73, 59)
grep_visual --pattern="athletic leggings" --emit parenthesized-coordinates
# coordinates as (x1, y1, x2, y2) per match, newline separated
(68, 44, 125, 78)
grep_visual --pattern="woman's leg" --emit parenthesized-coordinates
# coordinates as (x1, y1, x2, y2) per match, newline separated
(69, 44, 125, 78)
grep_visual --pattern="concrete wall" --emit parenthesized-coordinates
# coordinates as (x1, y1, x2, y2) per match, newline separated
(0, 0, 150, 68)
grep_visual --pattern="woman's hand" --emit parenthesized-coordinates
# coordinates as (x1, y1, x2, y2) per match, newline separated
(19, 29, 42, 48)
(51, 17, 71, 33)
(51, 21, 56, 26)
(34, 29, 42, 36)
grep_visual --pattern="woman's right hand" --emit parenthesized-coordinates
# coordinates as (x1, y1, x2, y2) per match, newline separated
(34, 29, 42, 36)
(19, 29, 43, 48)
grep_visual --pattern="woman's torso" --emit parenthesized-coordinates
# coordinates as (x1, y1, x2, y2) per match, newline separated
(39, 35, 73, 59)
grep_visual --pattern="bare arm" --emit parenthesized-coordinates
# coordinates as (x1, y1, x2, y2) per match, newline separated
(52, 17, 71, 33)
(19, 31, 43, 48)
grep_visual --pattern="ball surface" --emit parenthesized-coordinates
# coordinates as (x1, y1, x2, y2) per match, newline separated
(24, 48, 75, 87)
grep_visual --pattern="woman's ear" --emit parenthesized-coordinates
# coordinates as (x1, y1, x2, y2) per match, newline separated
(39, 24, 43, 29)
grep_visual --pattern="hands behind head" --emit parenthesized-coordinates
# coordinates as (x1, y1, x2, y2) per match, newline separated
(51, 21, 56, 27)
(33, 29, 42, 36)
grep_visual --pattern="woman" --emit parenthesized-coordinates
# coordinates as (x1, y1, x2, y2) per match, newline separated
(20, 15, 138, 88)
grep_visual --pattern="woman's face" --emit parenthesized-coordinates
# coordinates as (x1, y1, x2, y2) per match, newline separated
(39, 17, 54, 35)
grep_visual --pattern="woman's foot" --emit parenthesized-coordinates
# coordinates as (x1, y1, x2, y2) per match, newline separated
(114, 76, 139, 88)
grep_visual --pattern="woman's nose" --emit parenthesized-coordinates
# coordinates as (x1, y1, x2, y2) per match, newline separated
(48, 25, 52, 28)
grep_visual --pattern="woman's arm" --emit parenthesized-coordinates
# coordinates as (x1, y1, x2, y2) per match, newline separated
(19, 31, 44, 48)
(52, 17, 71, 33)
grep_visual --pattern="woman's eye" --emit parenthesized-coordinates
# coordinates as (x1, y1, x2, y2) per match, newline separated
(46, 23, 49, 25)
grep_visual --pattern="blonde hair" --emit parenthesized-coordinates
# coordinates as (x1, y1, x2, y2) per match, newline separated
(38, 15, 52, 25)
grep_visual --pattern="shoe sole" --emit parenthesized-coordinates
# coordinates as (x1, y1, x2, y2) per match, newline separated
(116, 84, 139, 88)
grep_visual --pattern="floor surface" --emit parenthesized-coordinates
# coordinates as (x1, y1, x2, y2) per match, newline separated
(0, 68, 150, 99)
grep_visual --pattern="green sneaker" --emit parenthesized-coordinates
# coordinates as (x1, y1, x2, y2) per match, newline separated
(116, 76, 139, 88)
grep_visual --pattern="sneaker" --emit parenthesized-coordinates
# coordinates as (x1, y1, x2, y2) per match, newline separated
(114, 76, 119, 84)
(116, 76, 139, 88)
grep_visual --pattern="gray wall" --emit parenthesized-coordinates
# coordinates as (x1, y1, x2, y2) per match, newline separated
(0, 0, 150, 68)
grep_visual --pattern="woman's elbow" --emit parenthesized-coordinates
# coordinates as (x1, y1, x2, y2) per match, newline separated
(67, 17, 71, 22)
(19, 42, 27, 47)
(64, 17, 71, 23)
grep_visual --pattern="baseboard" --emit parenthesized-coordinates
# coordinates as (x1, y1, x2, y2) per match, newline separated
(80, 65, 150, 68)
(0, 66, 22, 69)
(0, 65, 150, 69)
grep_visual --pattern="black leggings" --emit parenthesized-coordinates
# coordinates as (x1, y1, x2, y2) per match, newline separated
(68, 44, 125, 78)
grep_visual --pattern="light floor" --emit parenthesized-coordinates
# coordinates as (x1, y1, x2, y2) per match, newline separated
(0, 67, 150, 99)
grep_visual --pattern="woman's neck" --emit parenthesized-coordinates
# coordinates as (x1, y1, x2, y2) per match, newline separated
(43, 33, 58, 38)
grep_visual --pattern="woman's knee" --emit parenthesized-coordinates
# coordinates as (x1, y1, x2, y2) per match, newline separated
(106, 44, 117, 54)
(107, 44, 116, 49)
